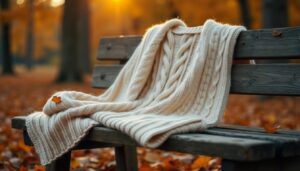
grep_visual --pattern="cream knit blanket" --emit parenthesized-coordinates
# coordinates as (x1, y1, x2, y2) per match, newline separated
(26, 19, 245, 165)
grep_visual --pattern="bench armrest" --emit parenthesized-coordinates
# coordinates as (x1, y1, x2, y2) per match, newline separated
(11, 116, 27, 129)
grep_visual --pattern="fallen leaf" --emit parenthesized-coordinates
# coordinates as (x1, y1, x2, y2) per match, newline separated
(191, 156, 211, 170)
(264, 124, 281, 134)
(19, 165, 28, 171)
(18, 140, 33, 153)
(163, 157, 181, 170)
(51, 96, 61, 104)
(144, 151, 161, 163)
(34, 165, 45, 171)
(71, 159, 80, 169)
(140, 164, 153, 171)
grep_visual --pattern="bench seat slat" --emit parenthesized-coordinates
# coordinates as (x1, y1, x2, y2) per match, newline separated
(98, 27, 300, 60)
(218, 124, 300, 136)
(13, 116, 300, 161)
(92, 64, 300, 96)
(204, 129, 300, 157)
(88, 127, 276, 161)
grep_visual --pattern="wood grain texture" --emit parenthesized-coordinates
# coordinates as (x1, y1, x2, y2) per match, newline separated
(234, 27, 300, 59)
(231, 64, 300, 95)
(98, 36, 141, 60)
(98, 27, 300, 60)
(92, 64, 300, 95)
(92, 65, 123, 88)
(86, 126, 277, 161)
(204, 128, 300, 157)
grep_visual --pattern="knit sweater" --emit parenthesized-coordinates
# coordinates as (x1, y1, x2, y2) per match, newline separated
(26, 19, 245, 165)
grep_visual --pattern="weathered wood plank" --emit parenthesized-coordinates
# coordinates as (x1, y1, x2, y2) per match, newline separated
(234, 27, 300, 59)
(160, 133, 275, 161)
(204, 128, 300, 157)
(98, 27, 300, 60)
(231, 64, 300, 95)
(218, 124, 300, 136)
(92, 65, 123, 88)
(222, 156, 300, 171)
(86, 126, 276, 161)
(98, 36, 141, 60)
(92, 64, 300, 95)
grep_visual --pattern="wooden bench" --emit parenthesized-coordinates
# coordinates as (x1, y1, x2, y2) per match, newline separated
(12, 26, 300, 171)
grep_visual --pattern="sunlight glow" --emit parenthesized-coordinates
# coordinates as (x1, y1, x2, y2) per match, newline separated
(16, 0, 25, 5)
(50, 0, 65, 7)
(113, 0, 122, 4)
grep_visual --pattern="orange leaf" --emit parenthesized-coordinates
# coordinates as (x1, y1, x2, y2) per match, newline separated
(71, 159, 80, 169)
(18, 140, 33, 153)
(163, 157, 180, 170)
(51, 96, 61, 104)
(34, 165, 45, 171)
(264, 124, 281, 134)
(139, 164, 153, 171)
(191, 156, 211, 169)
(19, 166, 28, 171)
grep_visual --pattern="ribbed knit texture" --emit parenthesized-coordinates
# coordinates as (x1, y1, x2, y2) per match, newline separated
(26, 19, 245, 165)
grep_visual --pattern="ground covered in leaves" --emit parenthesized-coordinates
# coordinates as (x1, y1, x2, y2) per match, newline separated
(1, 66, 300, 171)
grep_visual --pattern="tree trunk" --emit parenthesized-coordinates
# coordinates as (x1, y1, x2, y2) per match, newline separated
(26, 0, 34, 70)
(261, 0, 288, 64)
(78, 0, 91, 73)
(263, 0, 288, 28)
(1, 0, 14, 75)
(238, 0, 251, 28)
(259, 0, 288, 100)
(56, 0, 83, 82)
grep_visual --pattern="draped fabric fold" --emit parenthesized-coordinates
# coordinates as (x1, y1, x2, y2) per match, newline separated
(26, 19, 245, 165)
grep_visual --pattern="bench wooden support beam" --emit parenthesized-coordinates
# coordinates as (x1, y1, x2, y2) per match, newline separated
(45, 151, 71, 171)
(222, 156, 300, 171)
(115, 145, 138, 171)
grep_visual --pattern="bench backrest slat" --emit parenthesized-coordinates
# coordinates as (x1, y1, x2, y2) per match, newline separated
(94, 27, 300, 96)
(98, 27, 300, 60)
(92, 64, 300, 96)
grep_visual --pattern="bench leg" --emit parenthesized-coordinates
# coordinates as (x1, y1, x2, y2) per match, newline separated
(45, 151, 71, 171)
(222, 156, 300, 171)
(115, 145, 138, 171)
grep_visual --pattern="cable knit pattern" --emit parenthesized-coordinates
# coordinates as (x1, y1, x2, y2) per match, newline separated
(26, 19, 245, 165)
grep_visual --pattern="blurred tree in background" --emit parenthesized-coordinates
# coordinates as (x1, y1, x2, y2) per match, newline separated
(1, 0, 14, 74)
(25, 0, 34, 70)
(56, 0, 82, 82)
